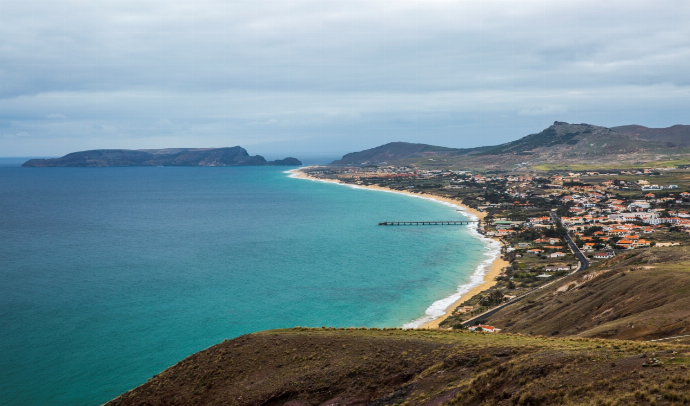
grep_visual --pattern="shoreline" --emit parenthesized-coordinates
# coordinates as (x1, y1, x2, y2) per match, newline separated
(287, 167, 508, 329)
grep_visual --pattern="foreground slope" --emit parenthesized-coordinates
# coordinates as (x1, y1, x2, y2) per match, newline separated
(22, 147, 301, 167)
(484, 247, 690, 341)
(107, 328, 690, 406)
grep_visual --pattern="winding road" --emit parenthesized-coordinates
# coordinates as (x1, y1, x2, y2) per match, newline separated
(458, 212, 589, 327)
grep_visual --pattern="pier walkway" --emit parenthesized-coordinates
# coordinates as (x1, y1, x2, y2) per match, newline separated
(378, 221, 478, 226)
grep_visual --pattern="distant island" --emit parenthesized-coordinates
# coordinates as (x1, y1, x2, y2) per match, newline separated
(22, 146, 302, 167)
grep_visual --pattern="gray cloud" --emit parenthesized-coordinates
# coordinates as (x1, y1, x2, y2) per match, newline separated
(1, 0, 689, 156)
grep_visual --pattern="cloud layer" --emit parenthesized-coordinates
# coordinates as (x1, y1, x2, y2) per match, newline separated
(1, 0, 689, 156)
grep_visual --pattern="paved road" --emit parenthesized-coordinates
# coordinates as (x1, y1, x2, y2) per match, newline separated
(551, 212, 589, 271)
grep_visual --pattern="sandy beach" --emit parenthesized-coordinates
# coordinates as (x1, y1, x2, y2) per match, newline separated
(288, 167, 508, 329)
(419, 255, 509, 329)
(289, 168, 487, 220)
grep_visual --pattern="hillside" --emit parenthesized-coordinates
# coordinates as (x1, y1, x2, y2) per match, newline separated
(477, 122, 645, 157)
(330, 122, 690, 170)
(482, 246, 690, 341)
(331, 142, 475, 165)
(22, 147, 301, 167)
(106, 328, 690, 406)
(613, 124, 690, 147)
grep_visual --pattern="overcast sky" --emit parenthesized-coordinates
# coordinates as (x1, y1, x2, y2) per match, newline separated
(1, 0, 689, 157)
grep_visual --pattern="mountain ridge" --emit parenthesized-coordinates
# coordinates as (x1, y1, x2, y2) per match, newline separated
(330, 141, 473, 165)
(330, 122, 690, 169)
(612, 124, 690, 147)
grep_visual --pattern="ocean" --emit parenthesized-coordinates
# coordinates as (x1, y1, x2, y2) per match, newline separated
(0, 163, 496, 406)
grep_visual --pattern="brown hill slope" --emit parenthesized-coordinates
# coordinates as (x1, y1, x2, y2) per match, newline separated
(331, 122, 690, 170)
(331, 142, 472, 165)
(612, 125, 690, 147)
(106, 329, 690, 406)
(484, 247, 690, 341)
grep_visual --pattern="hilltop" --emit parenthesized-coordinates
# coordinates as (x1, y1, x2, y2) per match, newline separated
(331, 142, 476, 165)
(22, 147, 301, 167)
(106, 328, 690, 406)
(330, 122, 690, 170)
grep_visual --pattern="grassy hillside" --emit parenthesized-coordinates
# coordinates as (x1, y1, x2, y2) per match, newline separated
(613, 125, 690, 146)
(485, 247, 690, 341)
(331, 142, 473, 165)
(529, 159, 690, 171)
(106, 328, 690, 406)
(476, 122, 617, 156)
(330, 122, 690, 171)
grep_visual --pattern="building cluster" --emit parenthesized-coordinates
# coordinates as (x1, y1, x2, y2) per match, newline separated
(556, 189, 690, 249)
(493, 197, 685, 255)
(311, 165, 687, 256)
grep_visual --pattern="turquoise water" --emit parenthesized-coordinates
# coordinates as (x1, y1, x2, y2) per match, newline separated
(0, 165, 491, 406)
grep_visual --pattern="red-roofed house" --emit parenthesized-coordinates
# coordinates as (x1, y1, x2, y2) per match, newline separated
(469, 325, 501, 333)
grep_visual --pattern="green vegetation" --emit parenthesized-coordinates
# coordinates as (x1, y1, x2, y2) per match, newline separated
(532, 159, 690, 171)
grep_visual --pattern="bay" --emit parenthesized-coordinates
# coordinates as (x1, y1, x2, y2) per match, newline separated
(0, 165, 489, 406)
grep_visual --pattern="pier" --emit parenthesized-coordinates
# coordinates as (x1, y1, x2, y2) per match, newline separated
(378, 221, 479, 226)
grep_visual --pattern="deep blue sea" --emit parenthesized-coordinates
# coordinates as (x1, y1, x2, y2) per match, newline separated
(0, 162, 495, 406)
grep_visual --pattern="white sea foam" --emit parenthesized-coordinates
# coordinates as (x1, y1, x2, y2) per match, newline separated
(287, 169, 502, 329)
(402, 238, 501, 329)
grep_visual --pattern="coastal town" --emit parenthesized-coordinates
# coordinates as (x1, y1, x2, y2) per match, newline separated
(303, 164, 690, 329)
